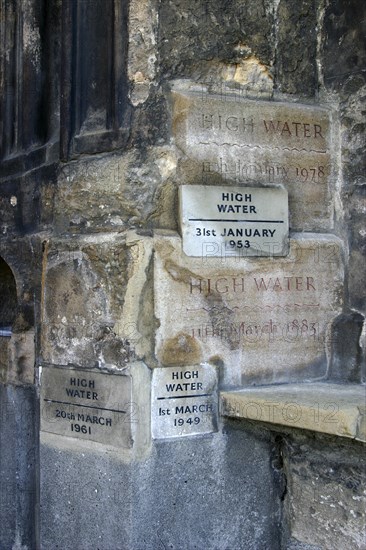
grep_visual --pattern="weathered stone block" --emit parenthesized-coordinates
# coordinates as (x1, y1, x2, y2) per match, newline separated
(40, 422, 282, 550)
(276, 0, 317, 97)
(0, 337, 8, 383)
(329, 312, 364, 383)
(7, 330, 35, 385)
(323, 0, 366, 98)
(172, 81, 335, 231)
(154, 232, 344, 385)
(55, 149, 178, 234)
(0, 384, 38, 550)
(159, 0, 274, 77)
(41, 235, 133, 367)
(221, 383, 366, 442)
(283, 435, 366, 550)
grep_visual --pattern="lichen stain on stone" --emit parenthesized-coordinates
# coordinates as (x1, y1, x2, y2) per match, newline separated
(154, 151, 177, 181)
(128, 0, 158, 105)
(232, 55, 273, 89)
(164, 259, 200, 286)
(190, 51, 273, 95)
(171, 93, 191, 140)
(147, 181, 177, 229)
(0, 339, 9, 383)
(208, 355, 224, 369)
(204, 297, 239, 351)
(22, 0, 41, 67)
(127, 244, 141, 279)
(45, 265, 87, 320)
(160, 333, 202, 367)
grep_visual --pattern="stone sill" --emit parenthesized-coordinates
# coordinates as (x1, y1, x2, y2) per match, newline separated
(220, 383, 366, 442)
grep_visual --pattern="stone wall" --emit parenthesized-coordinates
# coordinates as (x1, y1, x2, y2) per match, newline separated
(0, 0, 365, 549)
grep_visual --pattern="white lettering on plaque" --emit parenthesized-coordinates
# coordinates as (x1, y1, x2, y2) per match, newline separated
(151, 364, 218, 439)
(180, 185, 288, 257)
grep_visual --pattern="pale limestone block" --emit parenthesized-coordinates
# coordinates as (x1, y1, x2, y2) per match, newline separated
(154, 232, 344, 386)
(7, 329, 35, 385)
(128, 0, 158, 105)
(220, 383, 366, 442)
(56, 148, 178, 232)
(41, 235, 132, 367)
(171, 81, 336, 232)
(115, 231, 154, 360)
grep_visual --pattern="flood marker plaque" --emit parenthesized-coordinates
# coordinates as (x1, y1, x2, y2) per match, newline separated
(180, 184, 288, 257)
(40, 365, 133, 447)
(151, 364, 218, 439)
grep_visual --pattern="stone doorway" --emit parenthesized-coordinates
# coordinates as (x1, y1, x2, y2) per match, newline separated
(0, 255, 38, 549)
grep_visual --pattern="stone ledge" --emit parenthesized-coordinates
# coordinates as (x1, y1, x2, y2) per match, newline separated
(220, 383, 366, 442)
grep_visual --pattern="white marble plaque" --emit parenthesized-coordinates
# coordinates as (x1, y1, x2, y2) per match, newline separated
(151, 364, 218, 439)
(180, 185, 288, 257)
(40, 365, 133, 447)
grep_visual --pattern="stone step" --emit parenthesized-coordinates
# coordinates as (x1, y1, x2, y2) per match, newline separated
(221, 383, 366, 442)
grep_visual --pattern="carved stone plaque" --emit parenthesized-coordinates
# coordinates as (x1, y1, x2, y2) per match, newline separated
(180, 184, 288, 257)
(154, 232, 344, 386)
(172, 82, 334, 231)
(40, 365, 133, 447)
(151, 364, 218, 439)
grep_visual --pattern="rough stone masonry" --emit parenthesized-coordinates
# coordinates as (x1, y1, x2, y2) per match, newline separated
(0, 1, 365, 549)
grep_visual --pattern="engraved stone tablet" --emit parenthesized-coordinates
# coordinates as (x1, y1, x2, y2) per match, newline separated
(154, 232, 344, 386)
(172, 82, 334, 231)
(40, 365, 132, 447)
(180, 184, 288, 257)
(151, 364, 218, 439)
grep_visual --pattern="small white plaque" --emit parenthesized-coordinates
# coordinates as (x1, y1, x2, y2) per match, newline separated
(151, 364, 218, 439)
(180, 185, 288, 257)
